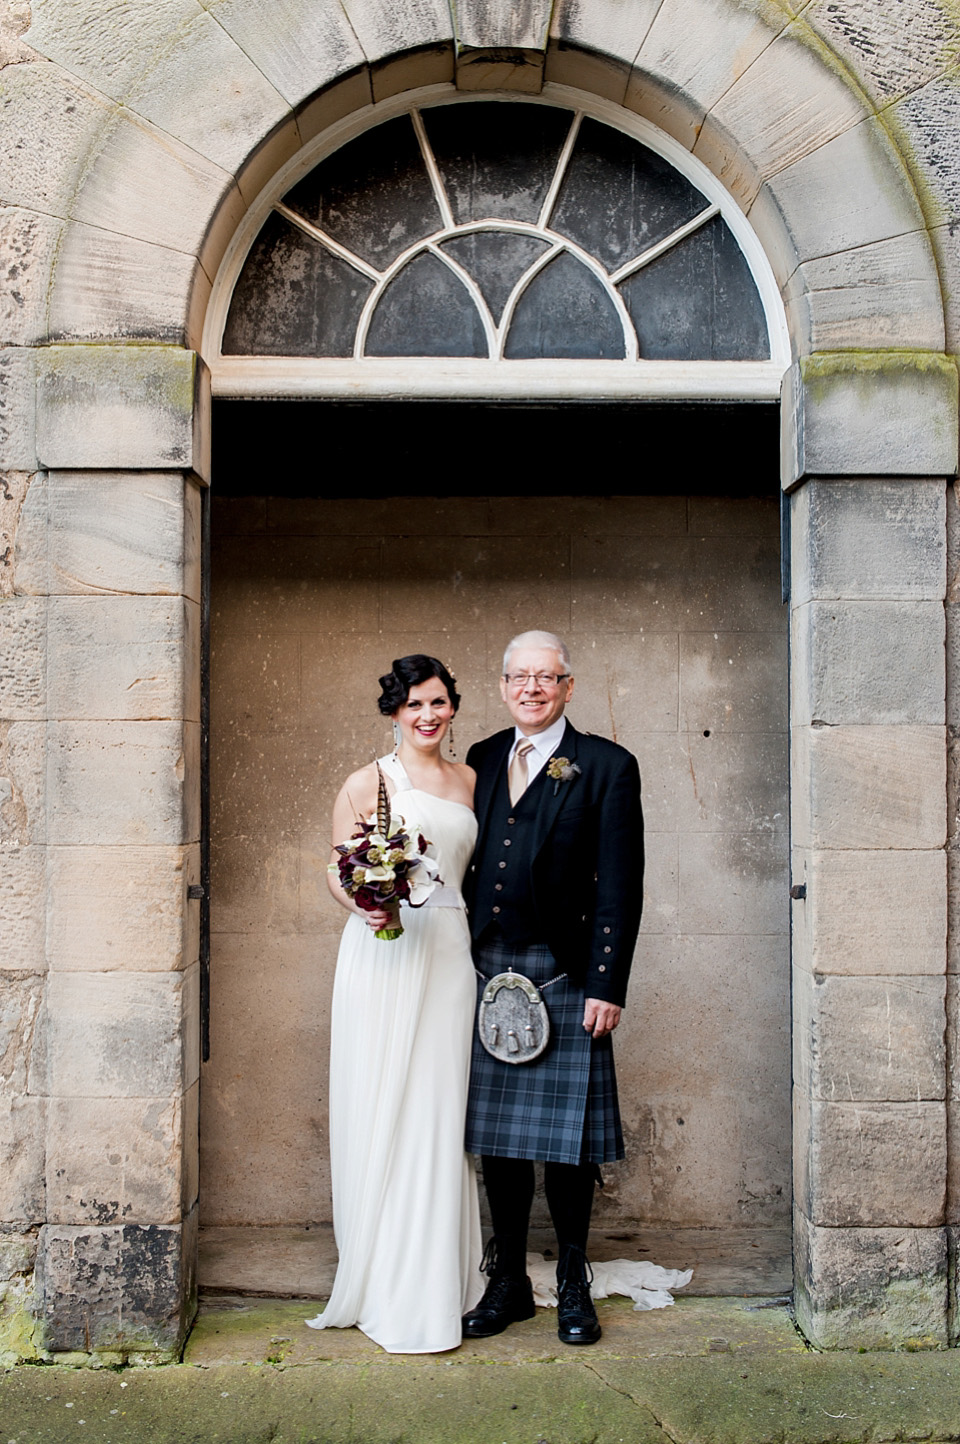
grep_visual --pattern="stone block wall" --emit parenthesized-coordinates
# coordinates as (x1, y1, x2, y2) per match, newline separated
(791, 476, 951, 1349)
(1, 453, 203, 1360)
(1, 0, 959, 1359)
(203, 489, 791, 1243)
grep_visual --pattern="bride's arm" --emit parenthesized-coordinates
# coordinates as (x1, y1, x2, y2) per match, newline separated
(326, 765, 393, 929)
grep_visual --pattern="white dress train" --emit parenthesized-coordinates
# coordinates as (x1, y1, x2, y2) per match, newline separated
(306, 753, 484, 1353)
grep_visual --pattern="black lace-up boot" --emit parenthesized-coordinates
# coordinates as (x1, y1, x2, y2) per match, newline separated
(556, 1244, 601, 1345)
(461, 1239, 536, 1339)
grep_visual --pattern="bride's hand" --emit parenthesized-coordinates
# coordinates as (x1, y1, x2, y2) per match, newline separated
(362, 907, 394, 931)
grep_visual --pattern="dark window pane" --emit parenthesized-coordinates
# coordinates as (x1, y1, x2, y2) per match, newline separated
(423, 101, 572, 225)
(504, 251, 625, 359)
(439, 231, 550, 324)
(618, 215, 769, 360)
(283, 115, 440, 271)
(552, 118, 708, 272)
(222, 212, 373, 356)
(365, 251, 487, 357)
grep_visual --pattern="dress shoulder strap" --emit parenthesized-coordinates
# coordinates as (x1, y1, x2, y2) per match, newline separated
(377, 752, 412, 791)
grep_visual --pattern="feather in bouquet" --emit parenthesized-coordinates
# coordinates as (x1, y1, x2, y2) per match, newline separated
(330, 763, 441, 940)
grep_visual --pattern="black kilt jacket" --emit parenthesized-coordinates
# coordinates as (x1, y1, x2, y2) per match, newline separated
(463, 721, 644, 1008)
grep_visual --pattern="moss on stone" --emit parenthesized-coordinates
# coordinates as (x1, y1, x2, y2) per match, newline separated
(800, 349, 958, 380)
(798, 349, 959, 409)
(0, 1295, 47, 1366)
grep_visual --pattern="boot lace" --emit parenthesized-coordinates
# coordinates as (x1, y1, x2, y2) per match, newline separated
(557, 1246, 595, 1313)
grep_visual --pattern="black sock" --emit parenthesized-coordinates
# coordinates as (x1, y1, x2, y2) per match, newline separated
(481, 1155, 535, 1279)
(543, 1161, 596, 1257)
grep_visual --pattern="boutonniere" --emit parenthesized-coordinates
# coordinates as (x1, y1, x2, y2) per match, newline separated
(546, 756, 582, 795)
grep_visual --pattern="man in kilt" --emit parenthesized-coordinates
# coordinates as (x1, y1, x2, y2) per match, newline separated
(462, 630, 644, 1345)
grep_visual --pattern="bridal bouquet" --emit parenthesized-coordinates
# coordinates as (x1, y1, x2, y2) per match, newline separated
(330, 764, 441, 940)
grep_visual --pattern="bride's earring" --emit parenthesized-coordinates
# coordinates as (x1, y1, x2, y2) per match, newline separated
(448, 721, 456, 759)
(392, 718, 400, 752)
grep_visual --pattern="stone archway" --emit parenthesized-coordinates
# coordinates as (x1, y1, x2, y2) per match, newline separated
(1, 0, 957, 1357)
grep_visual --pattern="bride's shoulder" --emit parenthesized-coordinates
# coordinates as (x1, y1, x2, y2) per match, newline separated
(335, 762, 379, 809)
(450, 761, 477, 805)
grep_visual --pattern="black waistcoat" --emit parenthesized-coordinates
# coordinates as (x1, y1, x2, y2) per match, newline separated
(472, 765, 547, 946)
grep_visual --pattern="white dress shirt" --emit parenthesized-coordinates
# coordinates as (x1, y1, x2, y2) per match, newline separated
(509, 715, 569, 787)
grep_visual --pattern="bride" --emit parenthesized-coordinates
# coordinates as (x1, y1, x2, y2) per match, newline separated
(306, 655, 484, 1353)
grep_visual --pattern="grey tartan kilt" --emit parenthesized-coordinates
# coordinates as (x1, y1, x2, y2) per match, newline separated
(465, 937, 625, 1166)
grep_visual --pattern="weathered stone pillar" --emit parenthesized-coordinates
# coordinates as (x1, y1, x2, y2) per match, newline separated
(785, 354, 958, 1348)
(1, 345, 207, 1361)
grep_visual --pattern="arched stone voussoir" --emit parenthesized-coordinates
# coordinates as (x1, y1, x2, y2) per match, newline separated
(692, 25, 871, 211)
(50, 220, 209, 350)
(337, 0, 454, 101)
(68, 106, 245, 287)
(452, 0, 554, 93)
(28, 0, 204, 109)
(117, 11, 293, 178)
(749, 112, 930, 291)
(624, 0, 796, 152)
(0, 60, 118, 220)
(198, 0, 367, 112)
(782, 232, 946, 355)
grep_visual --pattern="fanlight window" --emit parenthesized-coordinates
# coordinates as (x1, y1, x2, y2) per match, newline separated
(223, 102, 770, 364)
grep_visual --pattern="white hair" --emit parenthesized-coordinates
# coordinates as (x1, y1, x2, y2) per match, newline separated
(502, 630, 572, 674)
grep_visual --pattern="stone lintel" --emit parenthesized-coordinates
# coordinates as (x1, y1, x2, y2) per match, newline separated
(782, 353, 959, 488)
(36, 347, 210, 483)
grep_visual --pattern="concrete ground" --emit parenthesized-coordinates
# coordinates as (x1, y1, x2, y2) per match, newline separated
(2, 1293, 959, 1444)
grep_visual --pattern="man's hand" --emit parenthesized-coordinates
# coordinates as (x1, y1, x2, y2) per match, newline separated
(583, 998, 621, 1037)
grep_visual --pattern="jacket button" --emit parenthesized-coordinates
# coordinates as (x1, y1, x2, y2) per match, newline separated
(604, 946, 612, 954)
(599, 965, 606, 973)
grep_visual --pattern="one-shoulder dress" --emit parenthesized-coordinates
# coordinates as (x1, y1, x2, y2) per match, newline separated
(306, 753, 484, 1353)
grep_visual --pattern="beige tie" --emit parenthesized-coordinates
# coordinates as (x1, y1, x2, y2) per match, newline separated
(508, 739, 535, 806)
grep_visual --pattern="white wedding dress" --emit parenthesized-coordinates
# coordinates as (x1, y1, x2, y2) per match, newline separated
(306, 753, 484, 1353)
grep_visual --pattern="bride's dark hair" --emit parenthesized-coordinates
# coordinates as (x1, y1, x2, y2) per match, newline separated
(377, 655, 461, 715)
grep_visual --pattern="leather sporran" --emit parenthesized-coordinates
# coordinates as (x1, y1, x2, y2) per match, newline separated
(478, 968, 558, 1065)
